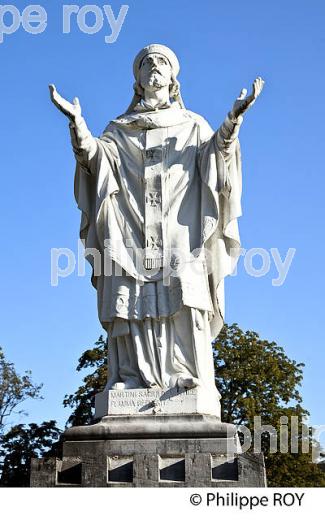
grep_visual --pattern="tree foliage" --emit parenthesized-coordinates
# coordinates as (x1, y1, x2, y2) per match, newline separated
(213, 324, 325, 486)
(213, 324, 306, 425)
(63, 336, 107, 427)
(0, 421, 61, 487)
(0, 347, 43, 434)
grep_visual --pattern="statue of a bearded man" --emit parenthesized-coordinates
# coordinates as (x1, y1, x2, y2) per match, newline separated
(50, 44, 264, 396)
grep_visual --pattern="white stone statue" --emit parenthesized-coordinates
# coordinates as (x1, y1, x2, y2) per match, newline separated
(50, 44, 264, 396)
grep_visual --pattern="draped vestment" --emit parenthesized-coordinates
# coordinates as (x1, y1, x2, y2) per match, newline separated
(71, 103, 242, 390)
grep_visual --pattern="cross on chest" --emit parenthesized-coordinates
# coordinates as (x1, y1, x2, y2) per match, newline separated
(147, 235, 163, 250)
(146, 191, 162, 207)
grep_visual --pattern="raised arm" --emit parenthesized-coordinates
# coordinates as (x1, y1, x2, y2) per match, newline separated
(217, 77, 264, 159)
(49, 84, 97, 170)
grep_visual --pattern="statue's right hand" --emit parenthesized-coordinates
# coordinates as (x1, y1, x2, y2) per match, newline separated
(49, 84, 82, 122)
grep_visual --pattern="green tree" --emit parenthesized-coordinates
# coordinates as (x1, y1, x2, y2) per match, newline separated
(0, 421, 61, 487)
(63, 335, 107, 427)
(213, 324, 305, 425)
(0, 347, 43, 434)
(213, 324, 325, 486)
(63, 324, 325, 486)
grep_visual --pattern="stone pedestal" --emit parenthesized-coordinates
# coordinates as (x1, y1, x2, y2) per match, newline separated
(30, 411, 267, 487)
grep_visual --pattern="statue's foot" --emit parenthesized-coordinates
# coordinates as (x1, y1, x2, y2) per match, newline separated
(109, 378, 145, 390)
(104, 377, 120, 391)
(110, 382, 126, 390)
(176, 376, 199, 390)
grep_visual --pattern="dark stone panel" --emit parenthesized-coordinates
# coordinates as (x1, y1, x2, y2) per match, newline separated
(57, 463, 82, 485)
(212, 458, 238, 481)
(160, 459, 185, 482)
(108, 461, 133, 483)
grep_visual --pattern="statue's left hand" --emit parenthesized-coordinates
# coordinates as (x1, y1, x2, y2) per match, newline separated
(230, 77, 264, 119)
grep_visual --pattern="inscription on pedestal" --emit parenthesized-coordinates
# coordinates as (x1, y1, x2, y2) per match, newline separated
(95, 386, 221, 419)
(110, 387, 196, 413)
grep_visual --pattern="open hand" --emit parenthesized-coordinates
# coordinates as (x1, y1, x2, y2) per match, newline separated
(49, 84, 82, 122)
(231, 77, 264, 119)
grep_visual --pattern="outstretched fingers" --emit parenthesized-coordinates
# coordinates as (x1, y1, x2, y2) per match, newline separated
(238, 88, 247, 100)
(253, 77, 265, 98)
(49, 83, 57, 102)
(49, 83, 65, 109)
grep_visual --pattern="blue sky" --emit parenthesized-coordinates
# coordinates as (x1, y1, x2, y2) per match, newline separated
(0, 0, 324, 435)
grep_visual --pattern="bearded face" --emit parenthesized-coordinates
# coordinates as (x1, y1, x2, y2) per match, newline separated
(139, 53, 172, 92)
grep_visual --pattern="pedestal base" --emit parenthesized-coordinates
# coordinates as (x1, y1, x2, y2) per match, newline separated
(30, 414, 266, 487)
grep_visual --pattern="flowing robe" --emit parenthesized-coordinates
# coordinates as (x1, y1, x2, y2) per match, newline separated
(71, 103, 242, 390)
